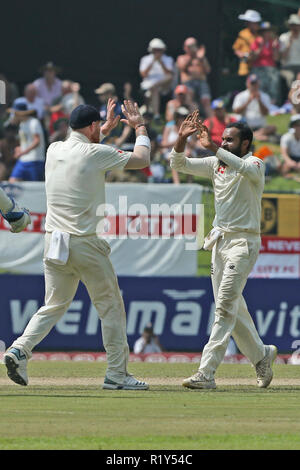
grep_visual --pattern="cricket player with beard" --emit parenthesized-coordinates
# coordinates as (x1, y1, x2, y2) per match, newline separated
(4, 99, 150, 390)
(170, 111, 277, 390)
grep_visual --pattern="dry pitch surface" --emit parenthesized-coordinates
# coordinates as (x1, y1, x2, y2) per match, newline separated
(0, 361, 299, 450)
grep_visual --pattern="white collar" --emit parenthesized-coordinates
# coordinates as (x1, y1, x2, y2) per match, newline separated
(69, 131, 91, 144)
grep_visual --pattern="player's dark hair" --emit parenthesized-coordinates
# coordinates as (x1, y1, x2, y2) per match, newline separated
(226, 121, 253, 152)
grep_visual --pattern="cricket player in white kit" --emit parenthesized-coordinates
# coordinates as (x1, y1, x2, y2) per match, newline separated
(170, 111, 277, 389)
(4, 100, 151, 390)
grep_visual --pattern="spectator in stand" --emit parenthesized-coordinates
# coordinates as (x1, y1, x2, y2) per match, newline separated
(9, 99, 45, 182)
(95, 82, 123, 120)
(250, 22, 281, 104)
(0, 124, 19, 180)
(288, 72, 300, 114)
(139, 38, 174, 121)
(51, 80, 85, 116)
(49, 80, 85, 134)
(23, 83, 45, 121)
(280, 114, 300, 179)
(176, 37, 211, 117)
(33, 62, 62, 109)
(0, 73, 19, 121)
(232, 10, 262, 79)
(95, 82, 130, 144)
(232, 74, 277, 141)
(160, 107, 196, 184)
(165, 84, 198, 122)
(133, 323, 163, 354)
(48, 118, 70, 144)
(203, 99, 237, 147)
(279, 14, 300, 89)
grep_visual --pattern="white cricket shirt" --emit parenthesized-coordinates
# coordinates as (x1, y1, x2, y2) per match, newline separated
(170, 147, 265, 234)
(45, 131, 132, 235)
(19, 117, 45, 162)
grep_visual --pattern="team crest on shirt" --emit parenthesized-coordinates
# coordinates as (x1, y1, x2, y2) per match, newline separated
(218, 164, 226, 174)
(117, 150, 124, 154)
(253, 160, 261, 167)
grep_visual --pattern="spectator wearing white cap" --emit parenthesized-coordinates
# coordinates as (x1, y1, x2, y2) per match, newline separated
(233, 10, 262, 77)
(176, 37, 212, 117)
(139, 38, 175, 121)
(232, 74, 277, 141)
(280, 114, 300, 178)
(279, 13, 300, 89)
(165, 84, 198, 122)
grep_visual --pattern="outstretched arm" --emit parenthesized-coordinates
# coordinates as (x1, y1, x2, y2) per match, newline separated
(197, 122, 264, 184)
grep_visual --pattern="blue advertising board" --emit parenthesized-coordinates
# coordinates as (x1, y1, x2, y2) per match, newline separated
(0, 275, 299, 353)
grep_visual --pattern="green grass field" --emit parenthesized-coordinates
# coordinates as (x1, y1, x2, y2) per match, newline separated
(0, 361, 299, 450)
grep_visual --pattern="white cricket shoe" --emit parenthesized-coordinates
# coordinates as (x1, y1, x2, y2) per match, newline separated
(4, 348, 28, 386)
(182, 372, 216, 390)
(255, 345, 277, 388)
(103, 374, 149, 390)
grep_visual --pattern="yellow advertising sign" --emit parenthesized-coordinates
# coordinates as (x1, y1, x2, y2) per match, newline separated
(261, 194, 300, 237)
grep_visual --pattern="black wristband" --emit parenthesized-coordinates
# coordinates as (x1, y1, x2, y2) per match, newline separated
(135, 123, 146, 130)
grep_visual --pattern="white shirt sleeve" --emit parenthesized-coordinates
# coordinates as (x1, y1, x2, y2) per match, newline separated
(280, 132, 290, 149)
(232, 92, 246, 112)
(216, 148, 265, 184)
(260, 92, 272, 112)
(139, 55, 152, 72)
(133, 338, 145, 354)
(169, 149, 216, 178)
(163, 55, 174, 71)
(29, 118, 43, 136)
(90, 144, 132, 171)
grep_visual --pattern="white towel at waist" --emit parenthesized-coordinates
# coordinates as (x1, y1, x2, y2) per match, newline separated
(45, 230, 70, 265)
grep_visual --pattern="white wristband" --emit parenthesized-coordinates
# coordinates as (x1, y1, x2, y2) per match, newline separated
(135, 135, 151, 149)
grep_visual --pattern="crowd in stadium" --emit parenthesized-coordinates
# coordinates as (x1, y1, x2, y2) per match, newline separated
(0, 8, 300, 184)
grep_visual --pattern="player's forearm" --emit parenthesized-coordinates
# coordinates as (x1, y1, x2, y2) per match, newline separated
(21, 137, 41, 156)
(126, 125, 150, 169)
(216, 148, 244, 171)
(170, 149, 212, 177)
(216, 148, 263, 183)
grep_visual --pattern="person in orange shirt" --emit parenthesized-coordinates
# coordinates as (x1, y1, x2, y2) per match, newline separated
(233, 10, 262, 77)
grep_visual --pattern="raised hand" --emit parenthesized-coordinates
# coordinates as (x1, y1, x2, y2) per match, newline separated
(196, 119, 217, 152)
(174, 110, 201, 152)
(178, 110, 201, 139)
(121, 100, 145, 129)
(101, 98, 121, 136)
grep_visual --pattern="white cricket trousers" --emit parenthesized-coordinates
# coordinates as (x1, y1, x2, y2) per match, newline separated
(11, 233, 130, 382)
(199, 232, 265, 380)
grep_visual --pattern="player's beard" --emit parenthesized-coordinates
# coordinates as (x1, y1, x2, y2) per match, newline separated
(222, 142, 243, 158)
(90, 127, 101, 143)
